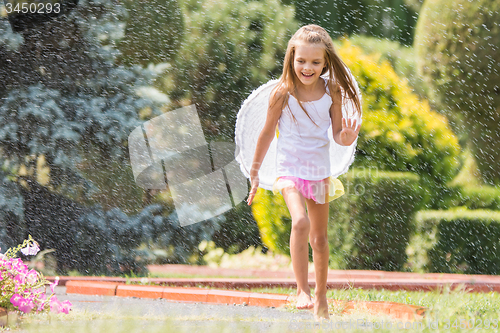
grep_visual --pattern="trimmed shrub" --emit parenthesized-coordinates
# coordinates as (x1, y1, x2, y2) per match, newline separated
(460, 187, 500, 211)
(407, 209, 500, 274)
(329, 169, 423, 271)
(430, 184, 500, 211)
(414, 0, 500, 184)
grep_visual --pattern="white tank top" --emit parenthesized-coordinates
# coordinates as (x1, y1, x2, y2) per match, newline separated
(276, 77, 332, 180)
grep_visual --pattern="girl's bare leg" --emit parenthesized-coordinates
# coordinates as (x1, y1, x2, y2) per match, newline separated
(305, 190, 330, 320)
(281, 186, 313, 309)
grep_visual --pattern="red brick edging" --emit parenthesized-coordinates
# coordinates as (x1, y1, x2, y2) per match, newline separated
(49, 275, 500, 293)
(66, 281, 426, 321)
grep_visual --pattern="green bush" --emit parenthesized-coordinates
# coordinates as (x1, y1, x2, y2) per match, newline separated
(346, 36, 429, 102)
(329, 169, 423, 271)
(414, 0, 500, 184)
(251, 187, 291, 255)
(407, 209, 500, 274)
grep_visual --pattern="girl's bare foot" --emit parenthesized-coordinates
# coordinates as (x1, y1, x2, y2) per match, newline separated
(313, 294, 329, 321)
(296, 290, 314, 309)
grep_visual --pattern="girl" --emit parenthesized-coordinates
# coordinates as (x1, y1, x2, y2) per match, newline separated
(239, 24, 361, 321)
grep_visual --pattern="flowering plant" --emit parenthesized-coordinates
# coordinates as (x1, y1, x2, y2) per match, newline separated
(0, 235, 71, 314)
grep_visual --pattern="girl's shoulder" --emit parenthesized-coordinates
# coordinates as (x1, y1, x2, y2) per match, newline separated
(270, 83, 291, 103)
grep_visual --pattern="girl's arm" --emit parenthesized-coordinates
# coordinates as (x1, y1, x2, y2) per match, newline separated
(246, 88, 284, 205)
(330, 89, 360, 146)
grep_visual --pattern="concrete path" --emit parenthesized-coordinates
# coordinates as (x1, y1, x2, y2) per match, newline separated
(43, 286, 325, 333)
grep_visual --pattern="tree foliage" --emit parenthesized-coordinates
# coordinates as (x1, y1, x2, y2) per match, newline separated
(163, 0, 298, 142)
(117, 0, 184, 67)
(291, 0, 420, 45)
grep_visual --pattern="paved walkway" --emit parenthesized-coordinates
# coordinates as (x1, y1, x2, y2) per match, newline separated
(51, 286, 309, 333)
(50, 286, 424, 333)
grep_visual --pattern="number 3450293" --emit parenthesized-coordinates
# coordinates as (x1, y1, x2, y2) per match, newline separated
(5, 2, 61, 14)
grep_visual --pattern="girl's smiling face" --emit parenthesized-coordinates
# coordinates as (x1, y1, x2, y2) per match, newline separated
(293, 42, 326, 87)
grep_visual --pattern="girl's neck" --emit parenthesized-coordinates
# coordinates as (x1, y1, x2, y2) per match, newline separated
(294, 77, 325, 101)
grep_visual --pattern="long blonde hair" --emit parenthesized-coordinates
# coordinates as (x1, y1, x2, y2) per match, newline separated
(270, 24, 362, 124)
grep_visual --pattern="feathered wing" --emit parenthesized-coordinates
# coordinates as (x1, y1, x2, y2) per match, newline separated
(234, 72, 362, 191)
(235, 79, 280, 190)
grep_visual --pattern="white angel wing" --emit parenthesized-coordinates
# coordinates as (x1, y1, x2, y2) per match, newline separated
(234, 71, 362, 191)
(235, 79, 280, 190)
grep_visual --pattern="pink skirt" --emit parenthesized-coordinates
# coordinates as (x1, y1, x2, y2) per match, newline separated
(272, 176, 344, 204)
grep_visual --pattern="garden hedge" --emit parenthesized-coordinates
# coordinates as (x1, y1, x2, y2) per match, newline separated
(329, 169, 422, 271)
(407, 209, 500, 274)
(429, 184, 500, 211)
(414, 0, 500, 184)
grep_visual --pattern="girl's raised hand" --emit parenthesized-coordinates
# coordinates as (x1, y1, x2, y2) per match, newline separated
(340, 118, 361, 146)
(247, 175, 259, 205)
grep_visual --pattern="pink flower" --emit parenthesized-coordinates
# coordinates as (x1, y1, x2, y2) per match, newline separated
(50, 277, 59, 293)
(18, 299, 34, 313)
(10, 293, 23, 307)
(3, 238, 71, 316)
(14, 273, 26, 286)
(21, 242, 40, 256)
(59, 300, 72, 314)
(36, 301, 46, 312)
(49, 297, 72, 314)
(49, 297, 62, 314)
(26, 269, 38, 284)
